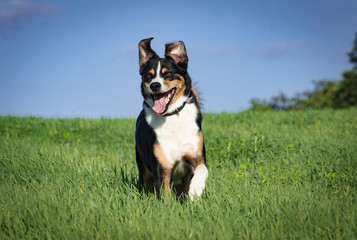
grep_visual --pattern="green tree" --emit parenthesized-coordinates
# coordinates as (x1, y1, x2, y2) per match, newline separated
(334, 33, 357, 108)
(250, 33, 357, 111)
(348, 33, 357, 66)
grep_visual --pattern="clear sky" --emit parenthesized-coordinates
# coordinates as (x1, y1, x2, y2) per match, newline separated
(1, 0, 356, 118)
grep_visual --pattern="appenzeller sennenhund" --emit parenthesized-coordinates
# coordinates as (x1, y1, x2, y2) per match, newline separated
(135, 38, 208, 200)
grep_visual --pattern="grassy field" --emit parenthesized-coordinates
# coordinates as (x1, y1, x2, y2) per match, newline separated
(0, 109, 356, 239)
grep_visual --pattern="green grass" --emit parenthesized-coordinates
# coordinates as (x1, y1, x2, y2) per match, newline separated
(1, 109, 356, 239)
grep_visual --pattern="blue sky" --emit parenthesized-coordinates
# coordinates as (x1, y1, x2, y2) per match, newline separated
(1, 0, 356, 118)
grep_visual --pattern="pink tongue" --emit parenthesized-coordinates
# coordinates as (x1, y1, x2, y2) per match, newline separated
(152, 94, 168, 114)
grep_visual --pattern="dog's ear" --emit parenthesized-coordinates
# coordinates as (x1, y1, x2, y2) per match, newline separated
(165, 41, 188, 69)
(139, 38, 158, 68)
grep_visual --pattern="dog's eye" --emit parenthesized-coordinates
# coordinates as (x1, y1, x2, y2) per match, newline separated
(165, 72, 172, 77)
(146, 74, 152, 79)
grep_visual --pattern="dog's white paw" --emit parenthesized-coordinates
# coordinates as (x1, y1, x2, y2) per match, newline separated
(188, 164, 208, 201)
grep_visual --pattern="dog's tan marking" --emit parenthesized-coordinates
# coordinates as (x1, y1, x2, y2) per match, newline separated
(142, 82, 151, 99)
(153, 143, 173, 169)
(196, 130, 204, 157)
(164, 74, 186, 105)
(161, 67, 168, 74)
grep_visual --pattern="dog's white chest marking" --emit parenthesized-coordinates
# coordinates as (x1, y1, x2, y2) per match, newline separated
(145, 102, 199, 164)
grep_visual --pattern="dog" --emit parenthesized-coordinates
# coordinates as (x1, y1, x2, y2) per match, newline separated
(135, 38, 208, 200)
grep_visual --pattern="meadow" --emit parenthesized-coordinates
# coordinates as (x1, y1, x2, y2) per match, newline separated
(0, 109, 356, 239)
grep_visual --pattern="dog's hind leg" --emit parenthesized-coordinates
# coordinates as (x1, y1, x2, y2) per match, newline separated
(152, 167, 173, 200)
(136, 145, 154, 193)
(135, 145, 145, 191)
(153, 175, 162, 199)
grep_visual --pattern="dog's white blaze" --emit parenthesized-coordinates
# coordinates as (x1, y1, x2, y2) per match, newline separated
(144, 101, 200, 164)
(189, 164, 209, 201)
(148, 61, 169, 93)
(155, 61, 161, 78)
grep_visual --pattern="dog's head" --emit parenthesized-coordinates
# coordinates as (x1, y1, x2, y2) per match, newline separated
(138, 38, 192, 115)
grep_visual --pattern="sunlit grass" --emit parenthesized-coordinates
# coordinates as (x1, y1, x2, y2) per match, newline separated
(1, 109, 356, 239)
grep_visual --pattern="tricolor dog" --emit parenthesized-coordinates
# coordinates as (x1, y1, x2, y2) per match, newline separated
(135, 38, 208, 200)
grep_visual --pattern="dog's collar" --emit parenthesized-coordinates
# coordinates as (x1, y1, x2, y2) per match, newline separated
(145, 91, 192, 116)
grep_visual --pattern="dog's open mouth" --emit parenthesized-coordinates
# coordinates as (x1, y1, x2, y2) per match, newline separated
(151, 88, 176, 114)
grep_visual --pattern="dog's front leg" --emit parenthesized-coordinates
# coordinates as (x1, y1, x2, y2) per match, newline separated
(162, 168, 172, 195)
(183, 154, 208, 200)
(152, 167, 172, 199)
(188, 162, 208, 201)
(153, 144, 173, 199)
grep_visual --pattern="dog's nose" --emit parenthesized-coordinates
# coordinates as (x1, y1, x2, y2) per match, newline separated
(150, 82, 161, 91)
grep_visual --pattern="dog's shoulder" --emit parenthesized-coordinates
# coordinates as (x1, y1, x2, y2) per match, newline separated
(135, 109, 156, 143)
(135, 109, 146, 128)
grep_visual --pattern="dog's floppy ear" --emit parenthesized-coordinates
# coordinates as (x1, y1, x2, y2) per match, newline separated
(139, 38, 158, 69)
(165, 41, 189, 69)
